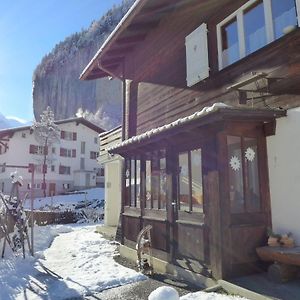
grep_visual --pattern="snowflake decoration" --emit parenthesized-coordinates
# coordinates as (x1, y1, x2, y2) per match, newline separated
(230, 156, 241, 171)
(245, 147, 255, 162)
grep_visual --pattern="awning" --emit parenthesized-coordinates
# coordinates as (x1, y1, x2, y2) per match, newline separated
(108, 103, 286, 154)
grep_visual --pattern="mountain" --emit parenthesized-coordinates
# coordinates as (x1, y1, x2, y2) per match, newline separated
(0, 113, 31, 129)
(32, 0, 134, 130)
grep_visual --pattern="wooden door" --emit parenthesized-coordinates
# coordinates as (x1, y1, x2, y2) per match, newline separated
(172, 147, 210, 276)
(219, 125, 271, 278)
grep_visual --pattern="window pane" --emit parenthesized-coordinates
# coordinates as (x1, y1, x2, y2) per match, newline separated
(190, 149, 203, 212)
(130, 159, 135, 207)
(125, 160, 130, 206)
(272, 0, 297, 39)
(221, 18, 239, 67)
(244, 138, 260, 212)
(136, 160, 141, 208)
(179, 152, 190, 211)
(152, 152, 159, 209)
(228, 136, 244, 213)
(160, 157, 166, 209)
(146, 159, 152, 208)
(244, 1, 267, 55)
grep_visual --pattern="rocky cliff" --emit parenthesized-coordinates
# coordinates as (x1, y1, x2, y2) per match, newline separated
(32, 0, 134, 130)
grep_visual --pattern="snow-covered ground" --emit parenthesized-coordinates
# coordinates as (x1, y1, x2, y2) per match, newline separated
(24, 187, 104, 212)
(0, 224, 248, 300)
(22, 188, 105, 222)
(149, 286, 247, 300)
(0, 224, 145, 299)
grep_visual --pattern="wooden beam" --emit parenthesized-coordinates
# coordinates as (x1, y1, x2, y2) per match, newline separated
(106, 47, 134, 56)
(116, 34, 147, 45)
(102, 57, 124, 66)
(127, 21, 159, 32)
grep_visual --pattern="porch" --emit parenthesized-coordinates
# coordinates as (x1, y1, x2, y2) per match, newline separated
(109, 105, 286, 280)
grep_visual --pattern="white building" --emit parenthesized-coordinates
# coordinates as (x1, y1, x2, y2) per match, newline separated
(0, 117, 104, 198)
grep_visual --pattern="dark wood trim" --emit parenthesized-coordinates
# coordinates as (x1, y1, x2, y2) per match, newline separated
(263, 120, 276, 136)
(142, 216, 167, 222)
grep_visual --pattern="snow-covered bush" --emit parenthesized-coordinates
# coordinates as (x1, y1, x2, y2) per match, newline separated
(148, 286, 180, 300)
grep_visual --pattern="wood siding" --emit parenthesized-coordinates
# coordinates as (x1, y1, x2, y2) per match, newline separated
(121, 0, 300, 137)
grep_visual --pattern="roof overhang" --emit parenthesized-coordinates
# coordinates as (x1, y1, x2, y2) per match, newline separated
(80, 0, 187, 80)
(108, 104, 286, 154)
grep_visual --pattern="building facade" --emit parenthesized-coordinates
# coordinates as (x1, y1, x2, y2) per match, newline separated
(81, 0, 300, 280)
(0, 117, 104, 198)
(98, 126, 123, 227)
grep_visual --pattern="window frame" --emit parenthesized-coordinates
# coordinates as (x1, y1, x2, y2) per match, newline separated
(227, 135, 262, 214)
(217, 0, 300, 69)
(177, 148, 204, 213)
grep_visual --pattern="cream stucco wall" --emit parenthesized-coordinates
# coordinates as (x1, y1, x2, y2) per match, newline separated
(267, 107, 300, 245)
(104, 158, 123, 226)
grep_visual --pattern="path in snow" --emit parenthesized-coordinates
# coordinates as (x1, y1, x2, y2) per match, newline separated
(17, 225, 145, 299)
(1, 224, 248, 300)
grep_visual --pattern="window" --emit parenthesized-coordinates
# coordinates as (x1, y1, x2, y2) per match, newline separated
(272, 0, 298, 39)
(145, 157, 152, 209)
(125, 158, 141, 208)
(61, 130, 77, 141)
(21, 133, 26, 138)
(90, 151, 98, 159)
(178, 148, 203, 212)
(52, 147, 56, 154)
(34, 164, 47, 174)
(29, 144, 48, 155)
(51, 165, 55, 172)
(59, 165, 71, 175)
(29, 183, 41, 189)
(94, 137, 98, 144)
(221, 18, 239, 67)
(81, 141, 85, 154)
(142, 150, 166, 210)
(60, 148, 76, 158)
(244, 1, 267, 55)
(227, 136, 260, 213)
(63, 183, 70, 189)
(80, 158, 85, 170)
(217, 0, 299, 69)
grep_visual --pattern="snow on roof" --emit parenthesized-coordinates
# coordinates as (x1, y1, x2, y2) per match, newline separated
(108, 103, 229, 151)
(108, 103, 286, 153)
(0, 117, 104, 135)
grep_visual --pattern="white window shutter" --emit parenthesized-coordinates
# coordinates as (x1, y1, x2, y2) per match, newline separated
(185, 23, 209, 87)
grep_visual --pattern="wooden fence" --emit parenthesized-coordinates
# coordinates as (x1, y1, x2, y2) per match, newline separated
(0, 211, 80, 240)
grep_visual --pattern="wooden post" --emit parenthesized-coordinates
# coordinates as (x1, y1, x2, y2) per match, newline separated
(205, 171, 225, 279)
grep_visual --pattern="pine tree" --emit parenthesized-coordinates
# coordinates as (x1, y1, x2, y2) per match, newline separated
(31, 107, 60, 197)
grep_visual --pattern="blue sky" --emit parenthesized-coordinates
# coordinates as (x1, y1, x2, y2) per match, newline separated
(0, 0, 122, 122)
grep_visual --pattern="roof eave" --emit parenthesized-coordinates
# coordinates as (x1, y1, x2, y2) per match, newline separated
(80, 0, 147, 80)
(108, 107, 287, 154)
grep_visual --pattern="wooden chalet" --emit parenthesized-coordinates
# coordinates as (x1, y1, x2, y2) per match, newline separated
(81, 0, 300, 280)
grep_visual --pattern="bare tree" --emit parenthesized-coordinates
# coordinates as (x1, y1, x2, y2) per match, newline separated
(31, 107, 60, 197)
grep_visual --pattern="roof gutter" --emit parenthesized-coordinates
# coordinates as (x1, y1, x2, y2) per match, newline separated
(80, 0, 147, 80)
